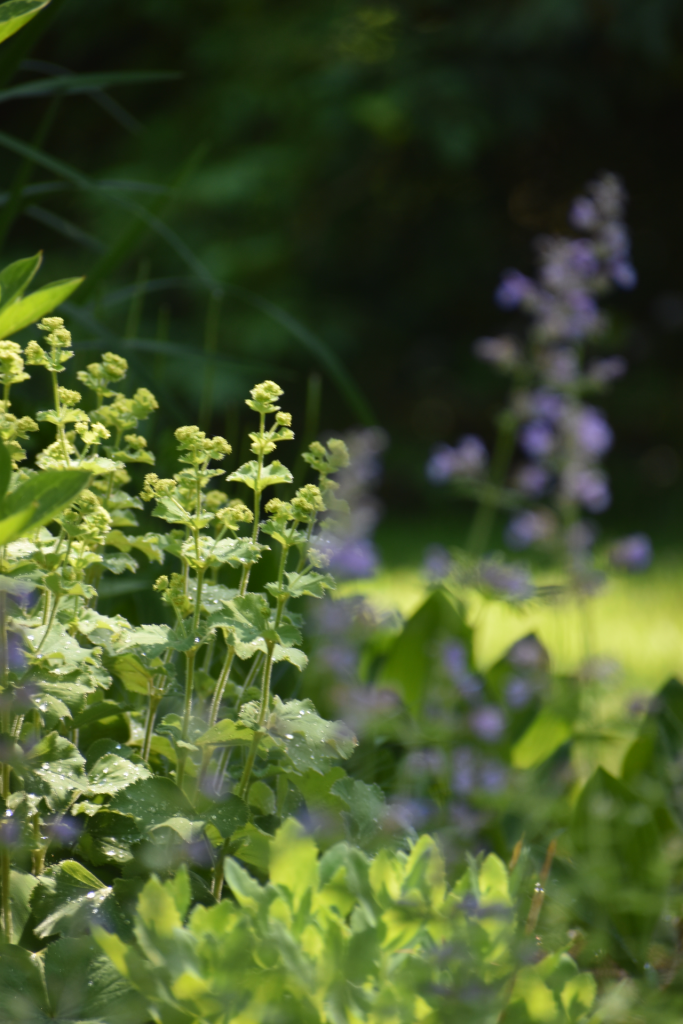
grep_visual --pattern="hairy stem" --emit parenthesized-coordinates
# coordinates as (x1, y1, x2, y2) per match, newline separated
(466, 415, 517, 557)
(237, 643, 275, 799)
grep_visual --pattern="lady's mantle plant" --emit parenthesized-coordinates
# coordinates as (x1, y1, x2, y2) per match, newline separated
(0, 308, 378, 949)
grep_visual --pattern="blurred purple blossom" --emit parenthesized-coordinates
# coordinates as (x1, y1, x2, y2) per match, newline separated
(568, 406, 613, 459)
(473, 334, 520, 371)
(507, 635, 549, 671)
(514, 463, 550, 497)
(588, 356, 627, 385)
(422, 543, 452, 580)
(469, 705, 505, 743)
(495, 269, 537, 310)
(563, 467, 611, 512)
(441, 641, 482, 700)
(426, 435, 488, 483)
(479, 561, 533, 599)
(319, 643, 358, 675)
(328, 538, 379, 579)
(569, 195, 599, 231)
(505, 676, 535, 708)
(505, 509, 555, 549)
(452, 748, 476, 795)
(479, 759, 507, 792)
(609, 533, 652, 572)
(519, 420, 555, 458)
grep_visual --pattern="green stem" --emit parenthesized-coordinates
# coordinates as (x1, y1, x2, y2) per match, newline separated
(1, 847, 10, 943)
(237, 643, 275, 799)
(208, 644, 235, 727)
(176, 650, 196, 790)
(466, 415, 517, 557)
(50, 371, 70, 464)
(142, 692, 162, 763)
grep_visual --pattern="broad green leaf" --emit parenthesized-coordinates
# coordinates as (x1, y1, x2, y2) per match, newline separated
(202, 794, 248, 839)
(149, 815, 203, 843)
(0, 945, 50, 1021)
(14, 730, 85, 808)
(9, 868, 38, 944)
(0, 251, 41, 308)
(331, 777, 389, 848)
(0, 0, 49, 47)
(511, 708, 572, 770)
(266, 570, 335, 600)
(0, 468, 90, 543)
(110, 776, 193, 828)
(269, 818, 319, 908)
(73, 699, 124, 729)
(378, 589, 471, 714)
(228, 458, 293, 491)
(195, 717, 254, 747)
(0, 275, 84, 336)
(44, 936, 149, 1024)
(135, 874, 183, 936)
(240, 696, 356, 774)
(572, 767, 664, 966)
(86, 753, 151, 795)
(272, 643, 308, 670)
(79, 811, 143, 867)
(32, 859, 111, 939)
(111, 653, 153, 695)
(248, 780, 276, 815)
(231, 822, 273, 873)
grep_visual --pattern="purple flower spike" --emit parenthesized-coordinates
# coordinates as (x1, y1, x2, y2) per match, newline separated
(564, 468, 611, 513)
(520, 419, 555, 458)
(570, 406, 614, 459)
(609, 533, 652, 572)
(426, 435, 488, 483)
(505, 510, 555, 549)
(514, 463, 550, 497)
(469, 705, 505, 743)
(610, 260, 637, 290)
(569, 195, 599, 231)
(495, 269, 536, 310)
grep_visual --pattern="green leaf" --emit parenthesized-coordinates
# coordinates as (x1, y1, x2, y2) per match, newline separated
(149, 815, 203, 843)
(0, 275, 83, 336)
(14, 730, 85, 809)
(73, 699, 124, 729)
(44, 936, 149, 1024)
(228, 458, 293, 491)
(572, 767, 664, 966)
(86, 753, 151, 796)
(32, 859, 111, 939)
(241, 696, 356, 774)
(0, 0, 49, 47)
(202, 794, 248, 839)
(111, 653, 152, 695)
(0, 945, 50, 1021)
(331, 777, 389, 848)
(110, 776, 193, 829)
(511, 708, 572, 770)
(0, 468, 90, 543)
(0, 437, 11, 501)
(248, 780, 276, 816)
(266, 570, 335, 600)
(0, 251, 41, 308)
(9, 868, 38, 944)
(378, 589, 471, 715)
(78, 811, 142, 867)
(195, 717, 254, 747)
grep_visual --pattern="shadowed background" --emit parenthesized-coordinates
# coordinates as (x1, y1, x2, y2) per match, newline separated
(1, 0, 683, 560)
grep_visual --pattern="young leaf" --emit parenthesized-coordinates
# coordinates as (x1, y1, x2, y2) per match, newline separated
(0, 251, 41, 308)
(86, 753, 151, 796)
(0, 0, 50, 47)
(0, 468, 90, 544)
(31, 860, 111, 939)
(266, 570, 335, 600)
(228, 458, 293, 491)
(0, 275, 84, 336)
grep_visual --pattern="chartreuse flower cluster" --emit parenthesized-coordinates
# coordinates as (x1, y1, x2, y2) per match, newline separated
(0, 316, 392, 966)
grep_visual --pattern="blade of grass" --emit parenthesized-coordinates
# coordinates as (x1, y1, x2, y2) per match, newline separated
(0, 69, 181, 105)
(0, 94, 61, 251)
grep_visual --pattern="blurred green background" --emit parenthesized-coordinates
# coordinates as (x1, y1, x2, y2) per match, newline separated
(2, 0, 683, 556)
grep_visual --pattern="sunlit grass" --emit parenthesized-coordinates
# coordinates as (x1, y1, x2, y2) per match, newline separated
(341, 558, 683, 776)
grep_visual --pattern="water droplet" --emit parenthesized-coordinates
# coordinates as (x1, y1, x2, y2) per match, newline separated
(285, 733, 294, 740)
(42, 763, 50, 770)
(5, 809, 12, 817)
(86, 891, 96, 899)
